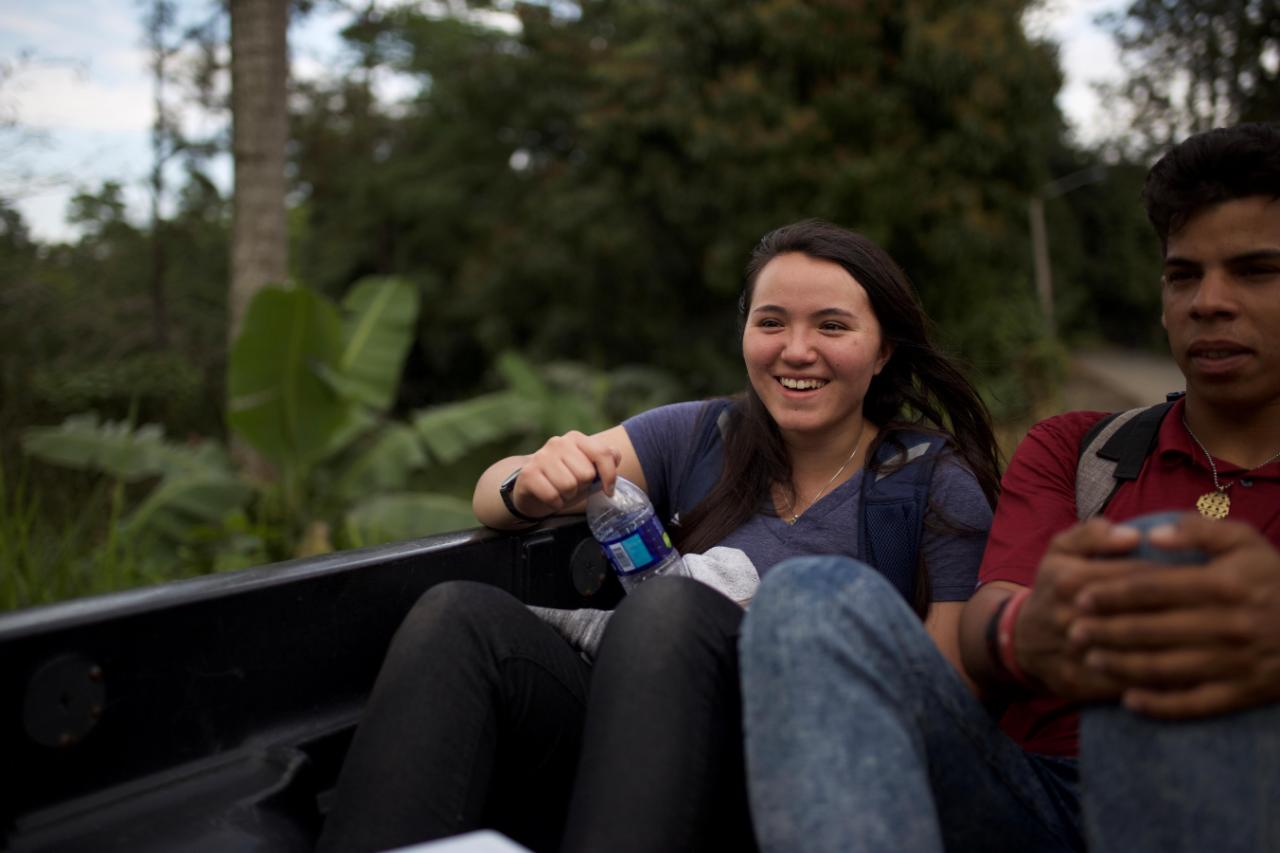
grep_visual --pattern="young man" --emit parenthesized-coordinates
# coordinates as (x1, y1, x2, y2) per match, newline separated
(739, 122, 1280, 853)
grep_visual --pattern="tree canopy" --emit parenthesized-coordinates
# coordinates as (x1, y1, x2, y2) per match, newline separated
(292, 0, 1068, 414)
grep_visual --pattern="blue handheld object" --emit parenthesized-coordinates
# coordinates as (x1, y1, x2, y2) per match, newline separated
(1120, 511, 1208, 565)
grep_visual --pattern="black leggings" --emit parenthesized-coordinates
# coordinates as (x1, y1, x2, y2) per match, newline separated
(315, 576, 756, 853)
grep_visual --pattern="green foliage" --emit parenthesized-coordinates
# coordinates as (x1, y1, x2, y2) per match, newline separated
(7, 0, 1207, 608)
(344, 492, 478, 545)
(22, 413, 251, 560)
(23, 413, 182, 482)
(1047, 159, 1165, 349)
(10, 276, 680, 609)
(291, 0, 1070, 419)
(228, 283, 364, 473)
(0, 458, 223, 611)
(1102, 0, 1279, 154)
(30, 353, 204, 416)
(338, 276, 421, 409)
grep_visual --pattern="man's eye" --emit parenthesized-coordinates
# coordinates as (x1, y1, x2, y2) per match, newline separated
(1163, 270, 1197, 284)
(1239, 265, 1280, 280)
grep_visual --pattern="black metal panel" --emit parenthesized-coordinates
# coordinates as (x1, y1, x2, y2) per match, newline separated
(0, 519, 620, 850)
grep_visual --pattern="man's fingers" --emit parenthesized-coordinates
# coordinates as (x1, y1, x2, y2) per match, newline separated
(1047, 518, 1143, 559)
(1071, 607, 1254, 649)
(1075, 567, 1244, 614)
(1083, 645, 1250, 687)
(1146, 513, 1261, 558)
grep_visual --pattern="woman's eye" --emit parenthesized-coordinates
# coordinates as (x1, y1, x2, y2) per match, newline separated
(758, 318, 783, 328)
(820, 322, 848, 332)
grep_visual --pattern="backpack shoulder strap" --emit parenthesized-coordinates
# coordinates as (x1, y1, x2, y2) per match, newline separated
(858, 432, 947, 602)
(669, 398, 734, 526)
(1075, 398, 1178, 520)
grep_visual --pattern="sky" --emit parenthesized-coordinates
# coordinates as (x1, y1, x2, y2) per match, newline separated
(0, 0, 1128, 244)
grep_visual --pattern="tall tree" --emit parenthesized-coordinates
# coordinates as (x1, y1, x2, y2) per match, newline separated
(229, 0, 289, 343)
(142, 0, 180, 349)
(1105, 0, 1279, 152)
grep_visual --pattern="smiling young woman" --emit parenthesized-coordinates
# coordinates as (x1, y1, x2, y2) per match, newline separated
(318, 219, 1003, 853)
(742, 251, 892, 518)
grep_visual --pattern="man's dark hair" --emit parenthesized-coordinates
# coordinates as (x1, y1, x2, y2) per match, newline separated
(1143, 122, 1280, 247)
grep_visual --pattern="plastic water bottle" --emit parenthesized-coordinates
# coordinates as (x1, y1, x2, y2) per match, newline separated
(586, 476, 689, 592)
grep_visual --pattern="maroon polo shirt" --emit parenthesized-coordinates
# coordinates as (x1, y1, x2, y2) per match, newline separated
(979, 397, 1280, 755)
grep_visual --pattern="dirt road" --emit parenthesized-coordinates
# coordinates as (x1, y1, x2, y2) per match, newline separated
(1064, 347, 1184, 412)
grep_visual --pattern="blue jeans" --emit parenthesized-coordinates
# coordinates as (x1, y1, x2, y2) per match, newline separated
(740, 557, 1280, 853)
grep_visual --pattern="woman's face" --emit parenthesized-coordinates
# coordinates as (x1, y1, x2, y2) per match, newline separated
(742, 252, 890, 444)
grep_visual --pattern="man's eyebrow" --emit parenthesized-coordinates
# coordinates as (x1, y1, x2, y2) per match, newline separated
(1227, 250, 1280, 264)
(1165, 249, 1280, 266)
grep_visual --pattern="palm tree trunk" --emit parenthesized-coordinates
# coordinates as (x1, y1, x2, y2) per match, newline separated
(228, 0, 288, 345)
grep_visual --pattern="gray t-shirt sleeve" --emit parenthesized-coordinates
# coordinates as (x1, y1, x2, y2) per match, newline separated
(921, 455, 993, 601)
(621, 400, 709, 522)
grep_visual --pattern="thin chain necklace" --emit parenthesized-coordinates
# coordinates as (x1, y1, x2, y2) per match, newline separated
(783, 422, 867, 525)
(1182, 415, 1280, 519)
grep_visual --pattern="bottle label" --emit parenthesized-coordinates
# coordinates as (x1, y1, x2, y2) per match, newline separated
(599, 515, 676, 576)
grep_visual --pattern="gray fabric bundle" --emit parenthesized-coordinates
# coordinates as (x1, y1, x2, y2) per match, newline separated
(528, 547, 760, 661)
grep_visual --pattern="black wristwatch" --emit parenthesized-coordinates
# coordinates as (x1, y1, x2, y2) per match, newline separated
(499, 468, 548, 523)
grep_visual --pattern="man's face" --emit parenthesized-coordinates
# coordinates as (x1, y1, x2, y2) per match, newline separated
(1162, 195, 1280, 415)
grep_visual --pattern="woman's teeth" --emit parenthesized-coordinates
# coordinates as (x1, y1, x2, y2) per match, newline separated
(779, 377, 826, 390)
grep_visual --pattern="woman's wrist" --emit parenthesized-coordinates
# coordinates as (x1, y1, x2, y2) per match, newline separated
(499, 468, 553, 524)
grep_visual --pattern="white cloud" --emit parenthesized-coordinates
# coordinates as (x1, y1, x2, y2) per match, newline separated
(11, 61, 153, 132)
(1024, 0, 1127, 146)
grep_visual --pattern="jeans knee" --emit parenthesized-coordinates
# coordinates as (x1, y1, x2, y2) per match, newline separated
(392, 580, 518, 655)
(600, 576, 740, 671)
(745, 556, 912, 656)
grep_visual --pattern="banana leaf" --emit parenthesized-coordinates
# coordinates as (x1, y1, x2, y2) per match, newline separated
(343, 492, 478, 545)
(412, 390, 541, 465)
(333, 422, 427, 500)
(227, 285, 364, 471)
(120, 473, 253, 544)
(23, 413, 230, 482)
(338, 276, 420, 412)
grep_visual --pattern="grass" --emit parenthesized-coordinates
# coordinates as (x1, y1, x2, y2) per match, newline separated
(0, 461, 155, 613)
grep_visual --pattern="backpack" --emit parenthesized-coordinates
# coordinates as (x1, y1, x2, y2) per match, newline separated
(667, 399, 945, 602)
(1074, 393, 1183, 520)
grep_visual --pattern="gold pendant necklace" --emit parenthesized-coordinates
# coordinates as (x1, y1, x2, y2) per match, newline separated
(783, 423, 867, 524)
(1182, 416, 1280, 520)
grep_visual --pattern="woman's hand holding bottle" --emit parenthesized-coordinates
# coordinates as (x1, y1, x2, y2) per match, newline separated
(510, 431, 624, 518)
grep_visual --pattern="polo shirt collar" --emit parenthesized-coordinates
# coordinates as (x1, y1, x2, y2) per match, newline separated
(1158, 396, 1280, 479)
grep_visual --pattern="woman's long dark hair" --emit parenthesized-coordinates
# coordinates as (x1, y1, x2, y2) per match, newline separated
(674, 220, 1002, 614)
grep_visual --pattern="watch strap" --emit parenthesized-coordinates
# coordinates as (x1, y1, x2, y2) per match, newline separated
(500, 468, 549, 523)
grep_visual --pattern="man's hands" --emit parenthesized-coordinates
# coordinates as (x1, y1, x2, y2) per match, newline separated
(1068, 513, 1280, 719)
(1012, 519, 1141, 703)
(1017, 513, 1280, 719)
(508, 431, 623, 520)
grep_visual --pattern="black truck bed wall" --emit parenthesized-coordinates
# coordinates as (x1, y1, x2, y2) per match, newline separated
(0, 519, 619, 851)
